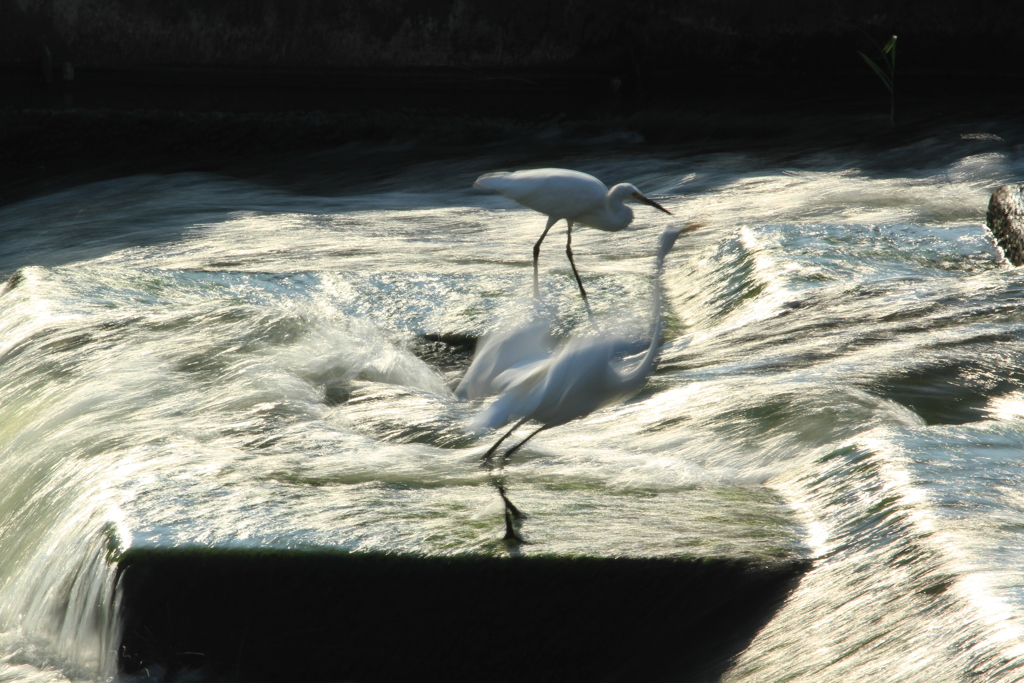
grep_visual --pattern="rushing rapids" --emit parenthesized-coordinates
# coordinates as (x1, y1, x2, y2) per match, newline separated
(1, 124, 1024, 681)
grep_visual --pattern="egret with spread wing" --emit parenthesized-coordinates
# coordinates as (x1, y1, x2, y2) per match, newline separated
(471, 223, 699, 540)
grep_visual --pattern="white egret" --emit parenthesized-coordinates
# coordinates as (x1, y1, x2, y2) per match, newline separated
(473, 168, 672, 301)
(472, 223, 699, 539)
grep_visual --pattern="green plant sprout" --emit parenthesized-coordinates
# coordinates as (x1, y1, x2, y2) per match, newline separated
(858, 34, 897, 125)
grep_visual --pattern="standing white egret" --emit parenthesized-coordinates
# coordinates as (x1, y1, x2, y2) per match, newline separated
(472, 223, 699, 539)
(473, 168, 672, 301)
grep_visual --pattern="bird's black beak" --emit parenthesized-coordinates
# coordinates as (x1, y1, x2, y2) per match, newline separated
(633, 192, 672, 215)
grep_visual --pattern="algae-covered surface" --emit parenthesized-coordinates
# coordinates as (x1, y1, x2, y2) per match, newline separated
(118, 474, 804, 562)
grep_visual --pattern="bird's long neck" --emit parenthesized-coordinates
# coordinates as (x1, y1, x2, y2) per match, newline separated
(605, 186, 634, 226)
(619, 243, 670, 387)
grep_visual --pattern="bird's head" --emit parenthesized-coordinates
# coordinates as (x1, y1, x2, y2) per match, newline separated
(611, 183, 672, 215)
(659, 221, 702, 256)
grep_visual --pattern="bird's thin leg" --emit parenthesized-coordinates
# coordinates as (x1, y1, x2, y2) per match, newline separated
(533, 216, 558, 299)
(565, 221, 595, 320)
(500, 425, 548, 465)
(494, 479, 526, 519)
(481, 417, 529, 464)
(492, 479, 526, 543)
(503, 506, 524, 543)
(565, 220, 589, 301)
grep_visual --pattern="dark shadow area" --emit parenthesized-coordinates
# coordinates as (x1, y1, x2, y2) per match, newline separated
(868, 359, 1024, 426)
(412, 333, 478, 374)
(116, 548, 808, 683)
(4, 67, 1024, 210)
(4, 0, 1024, 208)
(4, 1, 1021, 81)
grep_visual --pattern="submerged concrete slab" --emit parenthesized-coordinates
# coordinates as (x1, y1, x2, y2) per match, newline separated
(116, 548, 808, 682)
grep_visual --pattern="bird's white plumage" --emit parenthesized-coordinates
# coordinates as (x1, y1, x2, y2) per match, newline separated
(474, 169, 612, 224)
(474, 167, 672, 302)
(454, 310, 557, 401)
(474, 168, 653, 233)
(469, 224, 688, 435)
(471, 331, 636, 433)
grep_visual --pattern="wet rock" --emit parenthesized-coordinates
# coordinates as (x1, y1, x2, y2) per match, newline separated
(987, 184, 1024, 266)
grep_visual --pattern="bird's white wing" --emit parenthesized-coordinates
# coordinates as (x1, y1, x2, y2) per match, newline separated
(474, 169, 608, 219)
(489, 357, 552, 395)
(454, 315, 557, 400)
(528, 334, 630, 428)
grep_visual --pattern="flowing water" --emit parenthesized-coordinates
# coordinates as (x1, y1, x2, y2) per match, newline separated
(2, 122, 1024, 682)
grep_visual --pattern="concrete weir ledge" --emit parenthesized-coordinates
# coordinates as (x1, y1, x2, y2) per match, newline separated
(115, 548, 808, 682)
(110, 337, 809, 681)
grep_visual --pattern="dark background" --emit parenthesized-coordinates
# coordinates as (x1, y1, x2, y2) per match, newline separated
(3, 0, 1019, 77)
(1, 5, 1018, 678)
(2, 0, 1021, 204)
